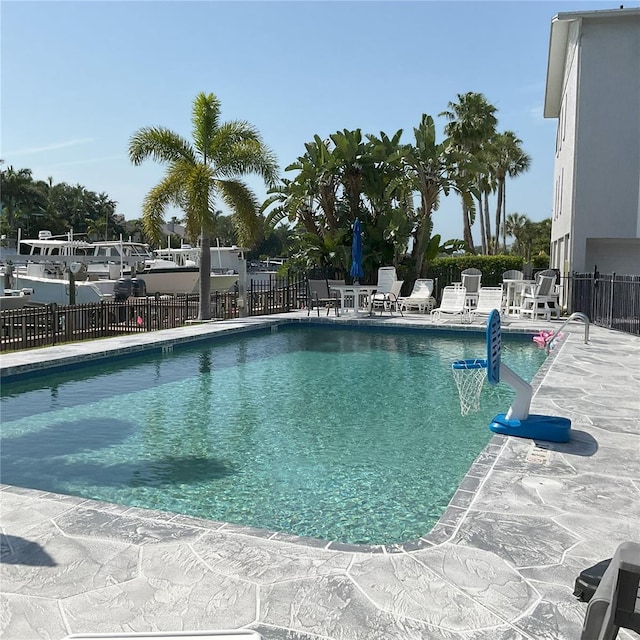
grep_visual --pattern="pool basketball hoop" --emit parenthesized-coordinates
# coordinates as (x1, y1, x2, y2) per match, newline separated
(452, 358, 487, 415)
(451, 309, 571, 442)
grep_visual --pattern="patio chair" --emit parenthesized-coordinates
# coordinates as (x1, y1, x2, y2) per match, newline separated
(327, 279, 345, 292)
(469, 287, 504, 322)
(398, 278, 436, 313)
(533, 269, 561, 317)
(307, 279, 339, 317)
(502, 269, 524, 281)
(371, 280, 404, 315)
(430, 285, 468, 322)
(502, 270, 525, 314)
(461, 268, 482, 310)
(373, 266, 397, 294)
(580, 541, 640, 640)
(369, 266, 397, 308)
(535, 268, 558, 283)
(519, 274, 559, 320)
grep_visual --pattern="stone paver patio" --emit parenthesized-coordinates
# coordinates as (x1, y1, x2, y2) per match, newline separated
(1, 312, 639, 639)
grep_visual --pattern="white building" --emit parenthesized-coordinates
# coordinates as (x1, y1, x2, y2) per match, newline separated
(544, 7, 640, 277)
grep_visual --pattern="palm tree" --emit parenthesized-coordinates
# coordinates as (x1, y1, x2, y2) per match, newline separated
(263, 136, 338, 238)
(395, 114, 476, 278)
(489, 131, 531, 253)
(0, 166, 47, 238)
(440, 92, 498, 253)
(504, 212, 529, 256)
(329, 129, 377, 224)
(129, 92, 279, 320)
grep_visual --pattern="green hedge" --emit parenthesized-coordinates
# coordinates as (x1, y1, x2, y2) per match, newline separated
(415, 254, 551, 295)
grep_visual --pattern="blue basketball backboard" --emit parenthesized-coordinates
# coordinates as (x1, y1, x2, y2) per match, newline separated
(486, 309, 501, 385)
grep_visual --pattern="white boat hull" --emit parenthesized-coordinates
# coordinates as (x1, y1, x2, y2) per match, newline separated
(13, 274, 112, 305)
(138, 268, 200, 295)
(210, 273, 238, 292)
(138, 269, 238, 295)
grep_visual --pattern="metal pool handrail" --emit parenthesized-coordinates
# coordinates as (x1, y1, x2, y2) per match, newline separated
(545, 312, 590, 353)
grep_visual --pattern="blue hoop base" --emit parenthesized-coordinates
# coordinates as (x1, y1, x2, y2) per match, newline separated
(489, 414, 571, 443)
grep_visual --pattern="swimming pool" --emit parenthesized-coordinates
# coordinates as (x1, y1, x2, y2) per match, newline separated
(0, 325, 546, 544)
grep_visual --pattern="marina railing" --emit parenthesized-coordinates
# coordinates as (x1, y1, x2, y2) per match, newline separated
(570, 271, 640, 336)
(246, 273, 306, 315)
(0, 295, 201, 352)
(0, 276, 307, 352)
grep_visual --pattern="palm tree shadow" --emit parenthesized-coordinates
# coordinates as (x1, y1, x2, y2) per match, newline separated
(2, 418, 135, 459)
(1, 454, 237, 495)
(1, 534, 56, 566)
(68, 455, 237, 488)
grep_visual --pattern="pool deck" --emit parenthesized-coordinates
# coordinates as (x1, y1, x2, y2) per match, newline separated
(1, 311, 639, 640)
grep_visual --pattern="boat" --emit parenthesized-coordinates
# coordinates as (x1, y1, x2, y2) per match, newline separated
(153, 244, 239, 293)
(10, 231, 115, 305)
(87, 240, 201, 295)
(0, 288, 33, 310)
(8, 231, 242, 304)
(89, 241, 239, 294)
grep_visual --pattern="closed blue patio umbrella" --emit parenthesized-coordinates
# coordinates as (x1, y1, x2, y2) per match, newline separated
(350, 218, 364, 284)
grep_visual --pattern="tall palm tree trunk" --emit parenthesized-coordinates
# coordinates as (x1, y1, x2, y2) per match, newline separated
(462, 203, 475, 253)
(494, 179, 504, 256)
(198, 232, 212, 321)
(477, 194, 487, 255)
(483, 189, 492, 254)
(502, 186, 508, 252)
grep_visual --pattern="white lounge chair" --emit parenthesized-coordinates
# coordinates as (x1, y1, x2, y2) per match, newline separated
(369, 266, 397, 308)
(431, 286, 468, 322)
(371, 280, 404, 315)
(398, 278, 436, 313)
(469, 287, 504, 322)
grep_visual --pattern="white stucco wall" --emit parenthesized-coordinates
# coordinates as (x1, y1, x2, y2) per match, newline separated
(572, 15, 640, 271)
(551, 21, 580, 251)
(548, 11, 640, 274)
(585, 238, 640, 275)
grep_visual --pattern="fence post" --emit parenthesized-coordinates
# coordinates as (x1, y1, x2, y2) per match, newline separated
(592, 266, 599, 323)
(609, 272, 616, 329)
(51, 303, 58, 346)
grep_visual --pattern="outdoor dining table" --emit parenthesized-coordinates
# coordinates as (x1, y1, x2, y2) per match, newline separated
(502, 279, 536, 316)
(330, 284, 378, 316)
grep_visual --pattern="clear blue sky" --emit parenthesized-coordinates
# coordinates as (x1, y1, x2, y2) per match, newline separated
(3, 0, 637, 243)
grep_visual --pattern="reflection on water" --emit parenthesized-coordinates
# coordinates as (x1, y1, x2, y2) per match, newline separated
(0, 326, 546, 544)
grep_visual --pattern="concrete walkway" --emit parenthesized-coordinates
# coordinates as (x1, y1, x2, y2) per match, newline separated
(1, 312, 639, 639)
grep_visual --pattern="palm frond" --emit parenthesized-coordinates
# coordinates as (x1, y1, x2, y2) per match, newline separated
(264, 205, 289, 230)
(128, 127, 195, 166)
(211, 122, 280, 186)
(216, 179, 261, 247)
(191, 92, 222, 159)
(141, 171, 185, 243)
(182, 163, 216, 235)
(221, 141, 280, 187)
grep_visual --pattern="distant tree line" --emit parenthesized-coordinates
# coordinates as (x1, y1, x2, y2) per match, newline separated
(0, 164, 135, 242)
(1, 90, 551, 284)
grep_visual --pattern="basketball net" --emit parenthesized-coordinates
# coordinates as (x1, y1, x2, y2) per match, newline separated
(452, 359, 488, 416)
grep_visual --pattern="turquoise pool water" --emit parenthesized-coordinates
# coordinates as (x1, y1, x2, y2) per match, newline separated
(0, 326, 546, 544)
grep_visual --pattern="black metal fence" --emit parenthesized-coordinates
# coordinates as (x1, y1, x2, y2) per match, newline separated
(246, 274, 306, 315)
(0, 274, 307, 352)
(570, 271, 640, 336)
